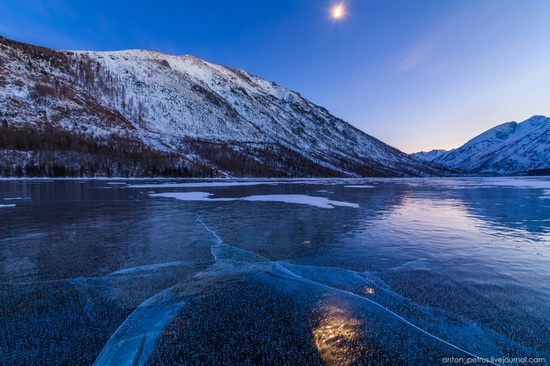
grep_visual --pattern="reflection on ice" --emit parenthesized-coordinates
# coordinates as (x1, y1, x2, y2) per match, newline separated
(403, 177, 550, 190)
(312, 303, 363, 366)
(364, 287, 375, 295)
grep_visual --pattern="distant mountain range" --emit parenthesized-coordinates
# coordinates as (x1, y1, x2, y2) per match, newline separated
(412, 115, 550, 175)
(410, 149, 448, 163)
(0, 36, 448, 178)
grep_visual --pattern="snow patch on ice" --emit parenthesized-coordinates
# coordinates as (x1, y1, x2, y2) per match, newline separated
(150, 192, 358, 209)
(345, 185, 375, 189)
(151, 192, 215, 201)
(241, 194, 358, 208)
(0, 204, 16, 208)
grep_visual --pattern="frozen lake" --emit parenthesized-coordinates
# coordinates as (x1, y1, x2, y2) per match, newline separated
(1, 178, 549, 365)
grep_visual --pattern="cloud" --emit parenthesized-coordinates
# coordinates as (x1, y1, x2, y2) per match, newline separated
(397, 42, 434, 71)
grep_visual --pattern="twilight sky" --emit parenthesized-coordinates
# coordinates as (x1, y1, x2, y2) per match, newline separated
(1, 0, 549, 153)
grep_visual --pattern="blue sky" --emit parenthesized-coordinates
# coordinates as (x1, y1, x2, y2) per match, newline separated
(1, 0, 549, 152)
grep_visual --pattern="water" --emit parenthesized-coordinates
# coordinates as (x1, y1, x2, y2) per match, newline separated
(1, 178, 549, 365)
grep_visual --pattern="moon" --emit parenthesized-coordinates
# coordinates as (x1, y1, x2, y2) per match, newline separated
(331, 4, 345, 20)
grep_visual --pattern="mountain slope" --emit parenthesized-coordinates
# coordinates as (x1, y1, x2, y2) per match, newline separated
(432, 116, 550, 174)
(0, 36, 448, 177)
(411, 149, 449, 162)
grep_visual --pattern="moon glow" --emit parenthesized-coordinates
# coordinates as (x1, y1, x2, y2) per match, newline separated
(331, 4, 345, 20)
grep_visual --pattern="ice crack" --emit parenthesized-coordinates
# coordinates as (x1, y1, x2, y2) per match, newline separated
(196, 216, 223, 244)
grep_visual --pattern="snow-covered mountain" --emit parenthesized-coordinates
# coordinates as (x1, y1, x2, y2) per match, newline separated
(429, 116, 550, 174)
(411, 149, 449, 162)
(0, 36, 448, 177)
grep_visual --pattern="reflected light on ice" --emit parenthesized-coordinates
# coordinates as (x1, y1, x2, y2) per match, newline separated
(312, 304, 363, 366)
(391, 197, 476, 232)
(386, 196, 550, 242)
(364, 287, 375, 295)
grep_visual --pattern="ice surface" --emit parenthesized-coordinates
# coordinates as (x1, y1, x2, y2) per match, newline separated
(4, 179, 550, 364)
(128, 179, 349, 189)
(212, 244, 269, 263)
(278, 263, 508, 362)
(108, 261, 192, 276)
(193, 217, 540, 363)
(150, 192, 359, 208)
(94, 285, 187, 366)
(128, 179, 386, 189)
(134, 177, 550, 191)
(432, 177, 550, 189)
(389, 258, 432, 272)
(94, 242, 499, 365)
(128, 181, 275, 189)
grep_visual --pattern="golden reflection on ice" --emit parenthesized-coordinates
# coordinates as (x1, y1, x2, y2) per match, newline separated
(364, 287, 375, 295)
(312, 304, 363, 366)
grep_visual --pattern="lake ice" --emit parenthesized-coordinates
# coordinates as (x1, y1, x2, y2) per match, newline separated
(1, 178, 549, 365)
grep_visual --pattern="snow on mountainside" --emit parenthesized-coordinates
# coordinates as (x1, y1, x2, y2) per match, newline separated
(411, 149, 449, 162)
(432, 116, 550, 174)
(0, 36, 449, 177)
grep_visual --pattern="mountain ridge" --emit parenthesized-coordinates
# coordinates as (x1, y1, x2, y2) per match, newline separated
(412, 115, 550, 175)
(0, 36, 450, 178)
(411, 149, 449, 162)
